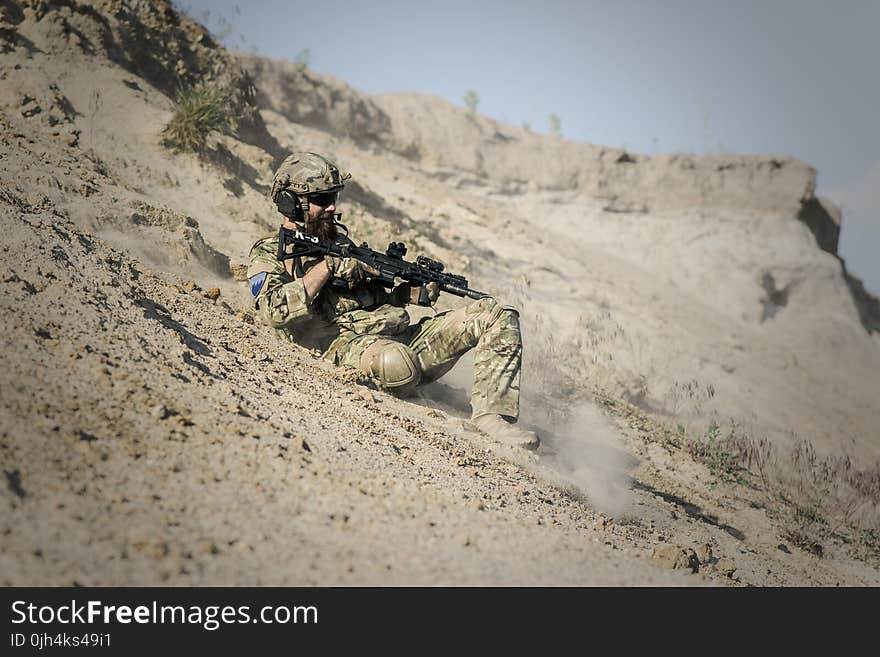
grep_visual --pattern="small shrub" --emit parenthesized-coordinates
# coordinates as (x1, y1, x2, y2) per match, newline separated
(548, 113, 561, 136)
(162, 84, 230, 153)
(687, 420, 743, 483)
(294, 48, 310, 73)
(463, 89, 479, 114)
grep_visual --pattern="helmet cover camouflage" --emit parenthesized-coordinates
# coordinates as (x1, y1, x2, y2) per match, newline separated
(270, 152, 349, 203)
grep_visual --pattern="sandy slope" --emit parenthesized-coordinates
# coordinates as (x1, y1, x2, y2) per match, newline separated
(1, 0, 878, 585)
(1, 199, 698, 585)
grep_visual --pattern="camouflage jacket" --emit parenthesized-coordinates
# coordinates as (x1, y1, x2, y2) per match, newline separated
(247, 235, 412, 351)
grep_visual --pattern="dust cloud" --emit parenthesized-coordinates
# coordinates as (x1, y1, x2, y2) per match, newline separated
(418, 316, 636, 519)
(522, 397, 635, 519)
(514, 284, 636, 518)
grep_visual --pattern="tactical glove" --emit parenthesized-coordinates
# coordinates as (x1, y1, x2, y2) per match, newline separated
(391, 282, 440, 306)
(325, 255, 379, 288)
(409, 282, 440, 305)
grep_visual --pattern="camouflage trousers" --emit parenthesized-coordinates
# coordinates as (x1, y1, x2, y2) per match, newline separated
(324, 296, 522, 420)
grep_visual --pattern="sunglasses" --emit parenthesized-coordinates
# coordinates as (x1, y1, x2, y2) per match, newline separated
(309, 191, 339, 207)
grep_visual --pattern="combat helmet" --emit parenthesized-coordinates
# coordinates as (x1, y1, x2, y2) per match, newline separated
(270, 152, 350, 220)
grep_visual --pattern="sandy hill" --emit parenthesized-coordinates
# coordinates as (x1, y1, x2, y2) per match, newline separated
(1, 0, 878, 586)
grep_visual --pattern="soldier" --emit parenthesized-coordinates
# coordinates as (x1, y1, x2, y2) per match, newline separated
(247, 152, 538, 450)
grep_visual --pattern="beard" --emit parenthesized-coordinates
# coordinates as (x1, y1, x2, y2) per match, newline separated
(304, 211, 339, 241)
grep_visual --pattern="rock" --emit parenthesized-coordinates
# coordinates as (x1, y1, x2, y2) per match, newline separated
(64, 133, 78, 147)
(204, 287, 221, 301)
(714, 557, 737, 578)
(697, 543, 713, 564)
(358, 388, 377, 403)
(651, 544, 700, 573)
(20, 96, 42, 118)
(230, 263, 248, 281)
(151, 404, 170, 420)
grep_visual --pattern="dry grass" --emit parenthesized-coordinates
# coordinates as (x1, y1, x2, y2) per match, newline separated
(161, 84, 231, 153)
(687, 419, 880, 561)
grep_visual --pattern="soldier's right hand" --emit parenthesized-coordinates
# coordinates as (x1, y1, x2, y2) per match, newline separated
(325, 255, 380, 288)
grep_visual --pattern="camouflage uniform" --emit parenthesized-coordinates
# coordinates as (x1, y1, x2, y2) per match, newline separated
(247, 235, 522, 420)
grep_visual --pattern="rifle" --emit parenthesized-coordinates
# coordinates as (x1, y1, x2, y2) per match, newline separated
(277, 225, 488, 306)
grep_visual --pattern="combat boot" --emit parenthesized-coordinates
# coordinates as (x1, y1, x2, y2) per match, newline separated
(472, 414, 540, 451)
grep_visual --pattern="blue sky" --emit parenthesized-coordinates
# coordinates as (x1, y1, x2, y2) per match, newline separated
(181, 0, 879, 294)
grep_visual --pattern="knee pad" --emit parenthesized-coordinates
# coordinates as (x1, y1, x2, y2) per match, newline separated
(358, 339, 421, 397)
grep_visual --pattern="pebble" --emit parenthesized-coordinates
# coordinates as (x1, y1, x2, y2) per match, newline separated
(697, 542, 713, 563)
(21, 101, 42, 118)
(151, 404, 170, 420)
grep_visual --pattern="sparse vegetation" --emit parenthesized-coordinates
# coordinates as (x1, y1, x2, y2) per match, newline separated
(687, 420, 745, 483)
(294, 48, 310, 73)
(549, 113, 561, 136)
(685, 418, 880, 562)
(664, 379, 716, 417)
(463, 89, 479, 114)
(161, 84, 231, 153)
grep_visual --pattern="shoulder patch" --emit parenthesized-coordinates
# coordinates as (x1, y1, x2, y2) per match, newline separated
(249, 272, 268, 297)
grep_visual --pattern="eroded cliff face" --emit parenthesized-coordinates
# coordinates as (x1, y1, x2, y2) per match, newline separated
(1, 0, 878, 586)
(243, 55, 817, 214)
(243, 51, 858, 320)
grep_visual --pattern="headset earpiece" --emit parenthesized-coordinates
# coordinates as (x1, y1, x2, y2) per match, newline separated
(276, 190, 302, 220)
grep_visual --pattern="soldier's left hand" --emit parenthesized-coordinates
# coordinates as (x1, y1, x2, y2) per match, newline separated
(410, 282, 440, 305)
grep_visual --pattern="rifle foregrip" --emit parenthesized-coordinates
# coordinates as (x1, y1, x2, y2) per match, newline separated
(418, 284, 431, 306)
